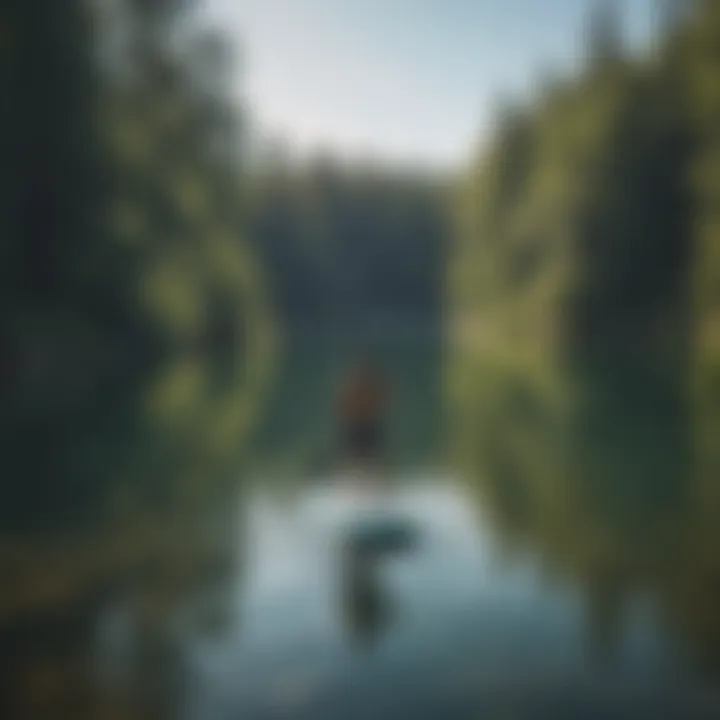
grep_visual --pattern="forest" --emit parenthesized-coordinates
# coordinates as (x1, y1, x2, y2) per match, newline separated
(247, 156, 447, 332)
(2, 0, 720, 528)
(4, 0, 720, 715)
(2, 0, 719, 524)
(448, 0, 720, 674)
(448, 0, 720, 472)
(1, 0, 276, 536)
(450, 0, 718, 371)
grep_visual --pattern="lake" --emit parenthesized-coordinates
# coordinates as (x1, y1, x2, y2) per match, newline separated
(5, 330, 720, 719)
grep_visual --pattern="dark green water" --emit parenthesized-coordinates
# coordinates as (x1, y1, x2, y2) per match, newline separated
(248, 327, 444, 476)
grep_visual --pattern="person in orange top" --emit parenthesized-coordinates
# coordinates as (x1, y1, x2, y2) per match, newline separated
(335, 355, 389, 469)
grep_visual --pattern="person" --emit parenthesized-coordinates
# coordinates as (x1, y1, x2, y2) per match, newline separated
(335, 355, 388, 472)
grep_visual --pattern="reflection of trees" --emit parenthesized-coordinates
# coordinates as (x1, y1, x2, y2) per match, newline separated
(448, 347, 720, 671)
(0, 496, 244, 719)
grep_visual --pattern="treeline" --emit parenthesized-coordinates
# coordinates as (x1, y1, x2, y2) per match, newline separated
(247, 157, 448, 333)
(1, 0, 272, 533)
(450, 0, 716, 373)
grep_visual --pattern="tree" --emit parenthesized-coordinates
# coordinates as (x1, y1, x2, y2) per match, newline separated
(587, 0, 624, 68)
(1, 0, 273, 534)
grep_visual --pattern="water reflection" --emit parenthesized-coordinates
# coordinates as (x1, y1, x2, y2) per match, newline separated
(0, 494, 243, 720)
(451, 351, 720, 681)
(340, 536, 393, 646)
(9, 333, 720, 718)
(339, 513, 419, 647)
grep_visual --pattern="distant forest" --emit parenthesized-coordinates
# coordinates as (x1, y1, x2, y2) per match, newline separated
(247, 158, 448, 331)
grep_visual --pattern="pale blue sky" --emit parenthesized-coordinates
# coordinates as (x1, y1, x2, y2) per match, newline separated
(205, 0, 660, 169)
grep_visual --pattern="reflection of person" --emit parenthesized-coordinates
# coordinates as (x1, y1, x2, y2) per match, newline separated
(340, 541, 391, 647)
(335, 356, 388, 471)
(338, 519, 418, 647)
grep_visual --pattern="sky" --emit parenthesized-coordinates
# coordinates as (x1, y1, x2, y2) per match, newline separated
(204, 0, 660, 170)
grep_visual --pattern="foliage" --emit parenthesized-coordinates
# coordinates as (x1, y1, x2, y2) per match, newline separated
(450, 2, 703, 365)
(1, 0, 273, 534)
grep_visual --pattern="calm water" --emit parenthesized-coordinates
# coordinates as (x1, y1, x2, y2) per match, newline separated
(7, 332, 720, 719)
(173, 479, 717, 720)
